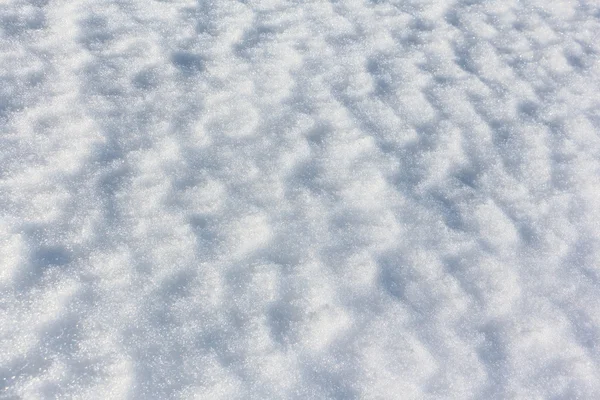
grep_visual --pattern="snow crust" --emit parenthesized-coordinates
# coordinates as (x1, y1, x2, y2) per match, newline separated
(1, 0, 600, 398)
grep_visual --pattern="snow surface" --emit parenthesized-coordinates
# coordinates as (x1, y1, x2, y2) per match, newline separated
(1, 0, 600, 398)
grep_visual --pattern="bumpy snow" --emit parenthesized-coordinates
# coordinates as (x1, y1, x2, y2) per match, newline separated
(1, 0, 600, 398)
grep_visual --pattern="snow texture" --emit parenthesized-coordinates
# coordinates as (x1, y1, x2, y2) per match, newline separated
(1, 0, 600, 398)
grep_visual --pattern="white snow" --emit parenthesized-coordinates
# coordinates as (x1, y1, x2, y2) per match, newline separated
(1, 0, 600, 398)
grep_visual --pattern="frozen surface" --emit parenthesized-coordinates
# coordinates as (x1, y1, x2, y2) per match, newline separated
(1, 0, 600, 398)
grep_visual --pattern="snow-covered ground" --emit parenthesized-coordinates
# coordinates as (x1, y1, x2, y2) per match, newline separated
(1, 0, 600, 398)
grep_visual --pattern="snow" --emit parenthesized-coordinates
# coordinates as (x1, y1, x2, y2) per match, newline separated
(1, 0, 600, 398)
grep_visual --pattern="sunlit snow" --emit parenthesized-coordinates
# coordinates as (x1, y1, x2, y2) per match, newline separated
(1, 0, 600, 398)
